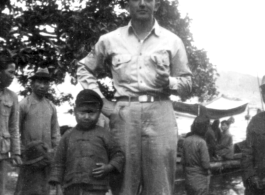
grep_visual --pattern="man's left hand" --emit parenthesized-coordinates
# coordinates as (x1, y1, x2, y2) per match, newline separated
(155, 67, 169, 88)
(12, 155, 22, 166)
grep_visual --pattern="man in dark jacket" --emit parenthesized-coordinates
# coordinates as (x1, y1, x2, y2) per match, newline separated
(0, 49, 22, 195)
(241, 75, 265, 195)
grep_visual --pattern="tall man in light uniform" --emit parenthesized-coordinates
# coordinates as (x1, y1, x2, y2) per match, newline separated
(77, 0, 192, 194)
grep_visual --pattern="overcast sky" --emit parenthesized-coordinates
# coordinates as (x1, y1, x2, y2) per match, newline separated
(178, 0, 265, 77)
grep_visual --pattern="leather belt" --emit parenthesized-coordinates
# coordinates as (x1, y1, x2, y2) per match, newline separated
(116, 95, 169, 103)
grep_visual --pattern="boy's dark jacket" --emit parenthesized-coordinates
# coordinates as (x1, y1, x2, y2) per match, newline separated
(49, 125, 124, 190)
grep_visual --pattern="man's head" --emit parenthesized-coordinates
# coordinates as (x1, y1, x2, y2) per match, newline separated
(220, 120, 230, 132)
(191, 115, 210, 137)
(74, 89, 103, 129)
(126, 0, 160, 22)
(260, 75, 265, 103)
(30, 68, 51, 98)
(0, 49, 16, 89)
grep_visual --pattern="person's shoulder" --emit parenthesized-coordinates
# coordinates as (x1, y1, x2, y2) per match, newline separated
(247, 111, 265, 133)
(100, 26, 126, 40)
(19, 95, 30, 108)
(43, 97, 57, 109)
(61, 127, 75, 140)
(226, 132, 233, 139)
(158, 25, 182, 41)
(5, 88, 18, 99)
(251, 111, 265, 121)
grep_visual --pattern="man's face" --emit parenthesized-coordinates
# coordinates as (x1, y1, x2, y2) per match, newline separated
(127, 0, 160, 22)
(221, 123, 229, 132)
(31, 78, 50, 98)
(74, 104, 100, 129)
(0, 63, 16, 89)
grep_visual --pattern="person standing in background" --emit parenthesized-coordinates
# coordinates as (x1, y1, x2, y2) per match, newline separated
(182, 115, 211, 195)
(15, 67, 60, 195)
(0, 49, 22, 195)
(216, 120, 234, 160)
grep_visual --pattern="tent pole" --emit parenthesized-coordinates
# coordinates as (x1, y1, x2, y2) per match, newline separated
(257, 75, 264, 111)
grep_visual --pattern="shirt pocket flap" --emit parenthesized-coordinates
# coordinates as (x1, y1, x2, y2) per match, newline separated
(3, 101, 12, 107)
(112, 54, 132, 67)
(2, 132, 10, 139)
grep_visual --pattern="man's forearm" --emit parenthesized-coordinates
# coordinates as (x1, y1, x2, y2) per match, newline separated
(169, 75, 192, 97)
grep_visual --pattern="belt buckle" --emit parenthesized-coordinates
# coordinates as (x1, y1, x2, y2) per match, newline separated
(138, 95, 154, 102)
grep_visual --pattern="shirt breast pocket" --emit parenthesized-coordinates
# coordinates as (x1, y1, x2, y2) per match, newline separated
(150, 50, 170, 72)
(112, 54, 132, 82)
(1, 101, 12, 117)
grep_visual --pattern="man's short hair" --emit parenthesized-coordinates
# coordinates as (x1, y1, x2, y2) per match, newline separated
(0, 49, 15, 71)
(221, 120, 229, 126)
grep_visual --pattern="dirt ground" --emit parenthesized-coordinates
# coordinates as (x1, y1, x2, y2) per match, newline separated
(5, 162, 58, 195)
(5, 162, 112, 195)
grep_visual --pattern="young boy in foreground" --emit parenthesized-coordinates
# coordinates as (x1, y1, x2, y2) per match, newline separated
(49, 89, 124, 195)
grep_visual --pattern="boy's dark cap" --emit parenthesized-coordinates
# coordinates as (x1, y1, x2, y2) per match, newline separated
(75, 89, 103, 108)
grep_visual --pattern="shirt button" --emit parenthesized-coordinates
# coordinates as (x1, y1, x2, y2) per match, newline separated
(140, 53, 142, 55)
(139, 66, 141, 69)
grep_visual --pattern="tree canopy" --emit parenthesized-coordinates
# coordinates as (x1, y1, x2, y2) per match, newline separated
(0, 0, 219, 104)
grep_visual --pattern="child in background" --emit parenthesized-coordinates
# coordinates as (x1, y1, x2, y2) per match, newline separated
(49, 89, 124, 195)
(182, 115, 211, 195)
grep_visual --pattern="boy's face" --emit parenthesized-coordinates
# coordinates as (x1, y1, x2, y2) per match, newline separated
(74, 104, 101, 129)
(31, 78, 50, 98)
(0, 63, 16, 89)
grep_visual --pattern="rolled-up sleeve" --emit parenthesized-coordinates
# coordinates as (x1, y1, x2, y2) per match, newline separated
(77, 39, 106, 98)
(169, 39, 192, 97)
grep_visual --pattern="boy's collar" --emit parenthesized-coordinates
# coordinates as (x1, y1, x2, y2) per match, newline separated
(76, 123, 96, 131)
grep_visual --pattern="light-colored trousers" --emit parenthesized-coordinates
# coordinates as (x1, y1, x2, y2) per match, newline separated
(108, 100, 178, 195)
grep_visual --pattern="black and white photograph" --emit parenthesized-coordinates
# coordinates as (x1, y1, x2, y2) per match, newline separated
(0, 0, 264, 194)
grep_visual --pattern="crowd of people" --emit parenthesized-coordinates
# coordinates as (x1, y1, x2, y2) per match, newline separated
(1, 0, 265, 193)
